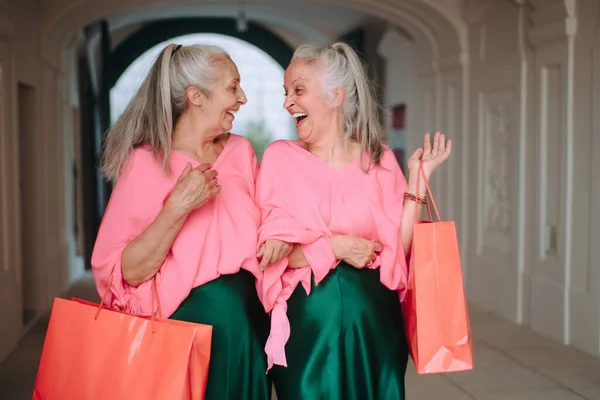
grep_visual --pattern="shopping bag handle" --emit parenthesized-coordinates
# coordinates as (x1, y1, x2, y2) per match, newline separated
(95, 271, 164, 332)
(414, 160, 442, 224)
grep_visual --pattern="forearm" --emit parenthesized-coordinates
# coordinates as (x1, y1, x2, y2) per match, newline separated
(400, 172, 426, 254)
(121, 203, 188, 286)
(288, 244, 309, 268)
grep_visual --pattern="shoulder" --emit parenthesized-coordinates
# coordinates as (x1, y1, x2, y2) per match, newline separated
(262, 140, 297, 158)
(228, 133, 252, 150)
(120, 145, 162, 178)
(379, 145, 399, 169)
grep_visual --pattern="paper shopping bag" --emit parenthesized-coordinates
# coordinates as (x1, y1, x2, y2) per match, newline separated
(403, 162, 473, 374)
(33, 296, 212, 400)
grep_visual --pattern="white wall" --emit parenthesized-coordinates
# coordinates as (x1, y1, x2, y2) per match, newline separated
(379, 0, 600, 357)
(465, 0, 600, 356)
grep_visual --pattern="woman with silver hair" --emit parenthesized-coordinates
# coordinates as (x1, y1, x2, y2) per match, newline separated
(92, 44, 271, 399)
(256, 42, 451, 399)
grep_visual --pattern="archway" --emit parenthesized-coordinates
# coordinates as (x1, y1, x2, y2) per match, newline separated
(111, 32, 297, 158)
(108, 18, 295, 88)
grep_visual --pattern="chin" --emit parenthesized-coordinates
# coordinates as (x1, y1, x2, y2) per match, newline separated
(297, 128, 313, 142)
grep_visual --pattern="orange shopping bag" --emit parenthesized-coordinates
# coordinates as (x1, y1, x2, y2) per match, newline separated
(33, 279, 212, 400)
(403, 161, 473, 374)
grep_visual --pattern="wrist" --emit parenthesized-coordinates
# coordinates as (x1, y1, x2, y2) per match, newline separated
(407, 174, 427, 196)
(162, 199, 189, 226)
(329, 236, 344, 260)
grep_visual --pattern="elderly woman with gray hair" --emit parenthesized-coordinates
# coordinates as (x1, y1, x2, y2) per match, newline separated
(256, 42, 452, 399)
(92, 44, 271, 399)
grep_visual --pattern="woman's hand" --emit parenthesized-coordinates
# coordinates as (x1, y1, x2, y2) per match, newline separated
(166, 162, 221, 217)
(330, 235, 382, 269)
(407, 132, 452, 183)
(258, 239, 293, 270)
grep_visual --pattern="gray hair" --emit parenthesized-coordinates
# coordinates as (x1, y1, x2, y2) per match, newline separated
(292, 41, 385, 170)
(101, 43, 230, 180)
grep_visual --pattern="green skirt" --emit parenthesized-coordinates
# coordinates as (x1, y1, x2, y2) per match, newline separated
(170, 270, 271, 400)
(270, 262, 408, 400)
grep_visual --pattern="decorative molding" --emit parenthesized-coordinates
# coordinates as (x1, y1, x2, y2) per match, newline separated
(376, 27, 412, 60)
(439, 52, 463, 71)
(477, 89, 514, 255)
(484, 96, 512, 235)
(527, 0, 577, 46)
(463, 0, 495, 25)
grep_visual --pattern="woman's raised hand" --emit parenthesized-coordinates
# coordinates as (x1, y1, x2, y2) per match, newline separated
(166, 162, 221, 217)
(407, 132, 452, 180)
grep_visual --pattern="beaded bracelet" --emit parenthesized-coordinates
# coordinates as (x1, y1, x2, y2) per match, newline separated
(403, 191, 427, 205)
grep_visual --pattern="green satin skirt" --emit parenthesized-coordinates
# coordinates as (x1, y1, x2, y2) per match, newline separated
(270, 262, 408, 400)
(170, 270, 272, 400)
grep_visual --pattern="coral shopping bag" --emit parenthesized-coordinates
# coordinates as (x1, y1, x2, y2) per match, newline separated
(403, 161, 473, 374)
(33, 277, 212, 400)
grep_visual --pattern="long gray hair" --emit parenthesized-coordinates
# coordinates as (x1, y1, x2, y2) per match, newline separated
(101, 44, 230, 180)
(292, 42, 385, 170)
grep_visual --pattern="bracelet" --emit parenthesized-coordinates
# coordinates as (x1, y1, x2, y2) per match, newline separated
(403, 191, 427, 205)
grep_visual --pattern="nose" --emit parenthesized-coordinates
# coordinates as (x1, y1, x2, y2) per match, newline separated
(283, 95, 294, 110)
(238, 87, 247, 105)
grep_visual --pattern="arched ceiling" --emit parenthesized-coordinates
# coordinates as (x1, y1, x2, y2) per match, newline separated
(41, 0, 465, 68)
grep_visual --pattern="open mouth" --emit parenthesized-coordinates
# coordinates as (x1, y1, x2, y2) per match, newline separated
(226, 110, 237, 119)
(292, 112, 308, 126)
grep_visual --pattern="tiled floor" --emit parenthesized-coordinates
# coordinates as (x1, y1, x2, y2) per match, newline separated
(1, 273, 599, 399)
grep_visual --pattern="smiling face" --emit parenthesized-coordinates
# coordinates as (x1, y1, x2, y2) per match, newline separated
(200, 57, 247, 133)
(283, 59, 340, 143)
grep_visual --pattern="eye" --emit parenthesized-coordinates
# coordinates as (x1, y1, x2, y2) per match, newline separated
(295, 87, 304, 95)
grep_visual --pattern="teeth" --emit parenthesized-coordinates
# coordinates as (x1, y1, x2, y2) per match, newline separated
(227, 110, 237, 115)
(292, 112, 307, 118)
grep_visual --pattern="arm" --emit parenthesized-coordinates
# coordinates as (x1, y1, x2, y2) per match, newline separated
(400, 132, 452, 253)
(399, 170, 425, 255)
(288, 244, 309, 268)
(121, 202, 187, 286)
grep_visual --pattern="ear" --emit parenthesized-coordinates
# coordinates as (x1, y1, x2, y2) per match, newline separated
(331, 86, 344, 108)
(186, 86, 203, 107)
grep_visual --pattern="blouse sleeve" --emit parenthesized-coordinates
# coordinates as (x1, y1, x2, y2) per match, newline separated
(256, 143, 334, 273)
(90, 150, 186, 317)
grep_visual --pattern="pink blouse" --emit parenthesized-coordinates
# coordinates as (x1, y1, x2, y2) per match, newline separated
(91, 134, 262, 318)
(256, 140, 409, 370)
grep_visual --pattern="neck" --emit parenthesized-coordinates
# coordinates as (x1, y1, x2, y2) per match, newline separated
(306, 116, 350, 162)
(172, 112, 222, 155)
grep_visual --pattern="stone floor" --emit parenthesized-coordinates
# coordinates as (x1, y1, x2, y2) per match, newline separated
(1, 273, 599, 399)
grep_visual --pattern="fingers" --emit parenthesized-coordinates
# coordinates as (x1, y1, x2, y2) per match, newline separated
(432, 132, 441, 154)
(423, 133, 432, 154)
(445, 139, 452, 157)
(196, 163, 212, 173)
(409, 148, 424, 161)
(209, 185, 221, 197)
(437, 133, 445, 153)
(179, 162, 192, 177)
(204, 169, 218, 180)
(259, 246, 273, 271)
(373, 242, 383, 252)
(207, 179, 219, 189)
(276, 243, 292, 260)
(257, 244, 264, 258)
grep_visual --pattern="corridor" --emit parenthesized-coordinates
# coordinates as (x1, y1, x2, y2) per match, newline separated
(1, 273, 599, 400)
(1, 0, 600, 398)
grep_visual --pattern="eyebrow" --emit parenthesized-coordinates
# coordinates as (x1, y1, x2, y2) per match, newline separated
(283, 78, 305, 90)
